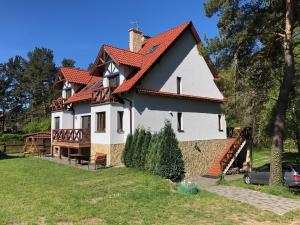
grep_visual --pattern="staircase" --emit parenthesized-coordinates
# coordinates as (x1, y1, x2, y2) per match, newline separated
(208, 127, 252, 177)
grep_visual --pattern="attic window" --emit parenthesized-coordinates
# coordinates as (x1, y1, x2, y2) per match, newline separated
(147, 44, 160, 54)
(93, 80, 103, 90)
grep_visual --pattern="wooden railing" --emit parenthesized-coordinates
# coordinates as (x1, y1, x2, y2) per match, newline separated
(50, 97, 66, 111)
(52, 129, 90, 145)
(92, 87, 118, 104)
(220, 127, 252, 171)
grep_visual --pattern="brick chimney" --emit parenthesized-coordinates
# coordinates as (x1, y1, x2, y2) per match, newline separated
(129, 28, 143, 52)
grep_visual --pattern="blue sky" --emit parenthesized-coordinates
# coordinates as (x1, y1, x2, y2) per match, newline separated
(0, 0, 219, 69)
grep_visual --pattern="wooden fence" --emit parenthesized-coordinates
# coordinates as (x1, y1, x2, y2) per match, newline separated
(0, 141, 51, 154)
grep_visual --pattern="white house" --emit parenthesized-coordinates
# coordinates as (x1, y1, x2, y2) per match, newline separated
(50, 21, 232, 177)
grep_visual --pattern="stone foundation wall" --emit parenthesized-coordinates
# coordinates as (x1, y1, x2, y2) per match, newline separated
(179, 139, 231, 179)
(91, 143, 124, 166)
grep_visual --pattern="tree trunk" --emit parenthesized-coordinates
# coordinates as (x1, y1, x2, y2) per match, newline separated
(294, 102, 300, 153)
(269, 0, 295, 186)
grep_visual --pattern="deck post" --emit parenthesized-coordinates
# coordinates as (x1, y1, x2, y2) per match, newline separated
(68, 148, 71, 163)
(59, 147, 62, 159)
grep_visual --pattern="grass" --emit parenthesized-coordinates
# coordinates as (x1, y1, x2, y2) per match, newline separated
(1, 157, 300, 225)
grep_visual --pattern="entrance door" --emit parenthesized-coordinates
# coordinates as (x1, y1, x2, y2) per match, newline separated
(81, 116, 91, 130)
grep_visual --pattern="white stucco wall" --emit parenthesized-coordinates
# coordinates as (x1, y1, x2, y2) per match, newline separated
(51, 111, 74, 131)
(91, 102, 130, 144)
(73, 102, 91, 129)
(62, 81, 81, 99)
(139, 29, 223, 99)
(132, 93, 226, 141)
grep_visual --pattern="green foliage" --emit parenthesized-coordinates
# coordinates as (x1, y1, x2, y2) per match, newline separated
(61, 58, 76, 67)
(145, 133, 160, 173)
(121, 133, 133, 167)
(177, 181, 198, 195)
(145, 121, 185, 181)
(155, 121, 185, 181)
(132, 128, 146, 168)
(23, 118, 51, 133)
(0, 133, 23, 142)
(139, 130, 152, 169)
(127, 128, 140, 167)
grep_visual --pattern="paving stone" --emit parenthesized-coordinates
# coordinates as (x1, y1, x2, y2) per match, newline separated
(206, 186, 300, 215)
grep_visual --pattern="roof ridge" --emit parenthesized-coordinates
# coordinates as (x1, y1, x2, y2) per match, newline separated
(60, 67, 89, 72)
(103, 44, 145, 56)
(145, 21, 191, 41)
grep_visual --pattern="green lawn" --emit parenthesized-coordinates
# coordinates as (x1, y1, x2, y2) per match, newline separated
(1, 157, 300, 225)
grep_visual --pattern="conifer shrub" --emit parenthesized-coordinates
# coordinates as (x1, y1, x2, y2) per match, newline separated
(151, 120, 185, 181)
(121, 133, 133, 167)
(132, 128, 146, 168)
(145, 133, 160, 173)
(139, 130, 152, 169)
(127, 128, 140, 167)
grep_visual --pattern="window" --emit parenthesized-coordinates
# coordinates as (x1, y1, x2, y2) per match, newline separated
(108, 75, 120, 87)
(96, 112, 106, 132)
(147, 44, 160, 54)
(65, 89, 72, 99)
(117, 111, 124, 132)
(177, 112, 183, 132)
(81, 116, 91, 129)
(177, 77, 182, 94)
(218, 115, 223, 131)
(54, 117, 60, 129)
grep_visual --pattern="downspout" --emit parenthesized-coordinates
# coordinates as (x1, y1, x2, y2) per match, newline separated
(120, 96, 133, 135)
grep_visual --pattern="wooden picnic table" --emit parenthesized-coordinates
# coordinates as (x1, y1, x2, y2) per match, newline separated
(69, 153, 85, 164)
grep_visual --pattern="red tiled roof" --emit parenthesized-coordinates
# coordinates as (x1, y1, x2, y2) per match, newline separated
(137, 89, 224, 103)
(113, 21, 206, 94)
(104, 45, 143, 68)
(60, 67, 101, 85)
(65, 78, 102, 104)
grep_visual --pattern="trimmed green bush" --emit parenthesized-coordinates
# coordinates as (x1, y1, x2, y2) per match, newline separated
(132, 128, 146, 168)
(139, 130, 152, 169)
(145, 133, 160, 173)
(127, 128, 140, 167)
(121, 133, 133, 167)
(157, 120, 184, 181)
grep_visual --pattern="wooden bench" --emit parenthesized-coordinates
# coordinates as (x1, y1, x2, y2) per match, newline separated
(94, 152, 107, 170)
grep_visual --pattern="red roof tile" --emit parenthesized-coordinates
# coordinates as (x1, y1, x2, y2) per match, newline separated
(104, 45, 143, 68)
(60, 67, 101, 85)
(65, 78, 102, 104)
(113, 21, 205, 94)
(137, 89, 224, 103)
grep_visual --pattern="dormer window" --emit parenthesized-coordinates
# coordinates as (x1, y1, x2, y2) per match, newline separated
(108, 75, 120, 87)
(65, 89, 72, 99)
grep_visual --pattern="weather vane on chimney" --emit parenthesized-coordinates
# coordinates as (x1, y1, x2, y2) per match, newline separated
(130, 21, 140, 31)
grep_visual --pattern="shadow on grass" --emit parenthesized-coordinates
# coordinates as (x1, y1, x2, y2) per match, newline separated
(0, 151, 25, 160)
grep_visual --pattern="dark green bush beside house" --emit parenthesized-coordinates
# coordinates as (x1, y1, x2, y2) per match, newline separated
(122, 121, 185, 182)
(154, 121, 185, 181)
(121, 133, 133, 167)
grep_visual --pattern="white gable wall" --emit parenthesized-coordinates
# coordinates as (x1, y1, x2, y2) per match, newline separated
(62, 81, 81, 99)
(139, 29, 223, 99)
(132, 94, 226, 141)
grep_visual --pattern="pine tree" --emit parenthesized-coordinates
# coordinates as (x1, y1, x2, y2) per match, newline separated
(61, 58, 76, 68)
(121, 133, 133, 167)
(132, 128, 146, 168)
(156, 120, 184, 181)
(139, 130, 152, 169)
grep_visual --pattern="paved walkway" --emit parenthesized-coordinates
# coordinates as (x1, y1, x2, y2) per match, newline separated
(207, 186, 300, 215)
